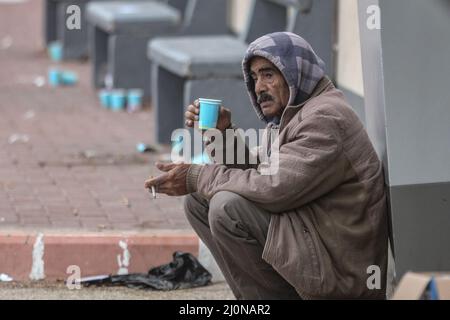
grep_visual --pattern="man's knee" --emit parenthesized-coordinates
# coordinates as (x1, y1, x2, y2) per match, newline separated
(183, 192, 206, 221)
(209, 191, 249, 237)
(183, 193, 196, 216)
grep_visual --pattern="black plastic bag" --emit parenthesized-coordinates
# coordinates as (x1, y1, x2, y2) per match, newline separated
(80, 251, 212, 290)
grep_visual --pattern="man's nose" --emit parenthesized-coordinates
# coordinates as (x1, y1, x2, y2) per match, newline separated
(255, 78, 267, 95)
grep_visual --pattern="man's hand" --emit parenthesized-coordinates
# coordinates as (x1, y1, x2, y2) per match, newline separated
(144, 162, 191, 196)
(185, 99, 232, 131)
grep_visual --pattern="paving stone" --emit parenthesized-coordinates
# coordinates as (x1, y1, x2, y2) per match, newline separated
(0, 0, 191, 233)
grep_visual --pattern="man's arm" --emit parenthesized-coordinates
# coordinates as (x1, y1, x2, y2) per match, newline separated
(187, 112, 347, 213)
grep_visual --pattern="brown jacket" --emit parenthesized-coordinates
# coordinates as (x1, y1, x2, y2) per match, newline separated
(186, 77, 389, 299)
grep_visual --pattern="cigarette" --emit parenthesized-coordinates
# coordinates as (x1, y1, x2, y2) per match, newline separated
(148, 175, 156, 199)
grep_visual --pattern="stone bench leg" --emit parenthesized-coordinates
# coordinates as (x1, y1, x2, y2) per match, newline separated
(109, 34, 152, 95)
(151, 64, 185, 144)
(89, 25, 109, 88)
(44, 0, 58, 45)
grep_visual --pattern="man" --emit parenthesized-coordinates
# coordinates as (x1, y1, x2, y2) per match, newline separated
(145, 32, 389, 300)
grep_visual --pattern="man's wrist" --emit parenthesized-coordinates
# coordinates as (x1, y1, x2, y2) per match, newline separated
(223, 122, 237, 132)
(218, 122, 233, 132)
(186, 164, 203, 193)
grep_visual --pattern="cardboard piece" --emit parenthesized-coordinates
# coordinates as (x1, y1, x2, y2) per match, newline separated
(392, 272, 450, 300)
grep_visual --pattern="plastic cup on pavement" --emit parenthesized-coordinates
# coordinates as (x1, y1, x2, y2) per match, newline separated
(48, 41, 63, 62)
(98, 89, 112, 108)
(60, 71, 78, 86)
(198, 98, 221, 130)
(127, 89, 144, 113)
(48, 68, 61, 87)
(110, 89, 126, 111)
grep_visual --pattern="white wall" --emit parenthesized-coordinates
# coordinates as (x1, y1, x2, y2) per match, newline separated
(336, 0, 364, 96)
(229, 0, 251, 34)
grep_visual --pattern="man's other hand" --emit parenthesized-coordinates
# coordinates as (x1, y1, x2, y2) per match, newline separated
(144, 162, 191, 196)
(185, 99, 232, 131)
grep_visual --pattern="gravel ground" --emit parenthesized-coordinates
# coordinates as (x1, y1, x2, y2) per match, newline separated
(0, 280, 234, 300)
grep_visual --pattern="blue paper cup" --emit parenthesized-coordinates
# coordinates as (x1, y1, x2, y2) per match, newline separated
(48, 68, 61, 87)
(110, 89, 126, 111)
(60, 71, 78, 86)
(48, 41, 63, 62)
(98, 89, 112, 108)
(127, 89, 143, 112)
(136, 142, 148, 153)
(198, 98, 221, 130)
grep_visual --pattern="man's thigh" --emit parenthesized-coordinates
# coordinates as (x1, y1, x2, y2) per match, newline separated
(209, 191, 272, 247)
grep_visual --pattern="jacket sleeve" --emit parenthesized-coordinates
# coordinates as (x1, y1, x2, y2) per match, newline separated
(186, 111, 348, 213)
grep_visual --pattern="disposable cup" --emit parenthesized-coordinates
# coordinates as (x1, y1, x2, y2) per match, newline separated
(127, 89, 144, 112)
(60, 71, 78, 86)
(110, 89, 126, 111)
(48, 68, 61, 87)
(48, 41, 63, 62)
(98, 89, 112, 108)
(198, 98, 221, 130)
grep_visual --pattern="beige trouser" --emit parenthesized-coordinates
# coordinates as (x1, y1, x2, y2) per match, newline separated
(184, 191, 301, 300)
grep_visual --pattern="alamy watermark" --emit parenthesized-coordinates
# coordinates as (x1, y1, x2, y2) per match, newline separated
(366, 5, 381, 30)
(66, 5, 81, 30)
(66, 265, 81, 290)
(366, 265, 381, 290)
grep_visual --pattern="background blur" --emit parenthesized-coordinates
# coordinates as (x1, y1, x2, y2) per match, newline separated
(0, 0, 449, 300)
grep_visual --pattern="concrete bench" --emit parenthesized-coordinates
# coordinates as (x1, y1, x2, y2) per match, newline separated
(86, 0, 228, 96)
(147, 0, 303, 144)
(44, 0, 147, 60)
(44, 0, 93, 60)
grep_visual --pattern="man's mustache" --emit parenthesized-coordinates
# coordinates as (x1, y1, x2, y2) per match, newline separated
(257, 92, 274, 104)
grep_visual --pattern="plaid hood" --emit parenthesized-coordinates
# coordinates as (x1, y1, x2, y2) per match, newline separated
(242, 32, 326, 123)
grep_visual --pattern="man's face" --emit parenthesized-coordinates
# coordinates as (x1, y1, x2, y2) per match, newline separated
(249, 57, 290, 119)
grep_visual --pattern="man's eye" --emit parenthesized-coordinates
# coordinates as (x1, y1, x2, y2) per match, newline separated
(263, 72, 273, 79)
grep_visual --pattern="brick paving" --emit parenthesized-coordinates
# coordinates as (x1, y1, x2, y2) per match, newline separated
(0, 0, 190, 232)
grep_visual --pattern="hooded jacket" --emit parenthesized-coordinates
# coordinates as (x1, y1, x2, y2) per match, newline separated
(186, 32, 389, 299)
